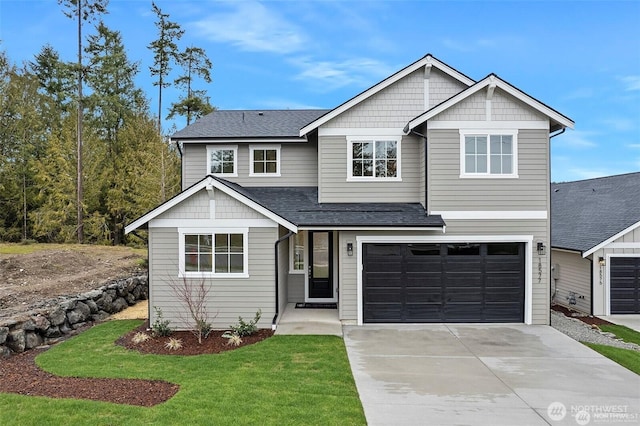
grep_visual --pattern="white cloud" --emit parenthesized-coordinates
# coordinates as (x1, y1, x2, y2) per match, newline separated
(259, 98, 326, 110)
(620, 75, 640, 91)
(291, 56, 396, 92)
(562, 87, 594, 100)
(442, 36, 523, 53)
(190, 1, 305, 54)
(628, 143, 640, 149)
(557, 130, 598, 148)
(601, 117, 635, 132)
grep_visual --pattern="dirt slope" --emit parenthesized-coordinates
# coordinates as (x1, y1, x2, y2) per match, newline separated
(0, 245, 145, 319)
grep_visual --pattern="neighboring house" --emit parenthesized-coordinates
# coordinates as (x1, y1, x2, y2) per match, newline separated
(125, 54, 574, 329)
(551, 173, 640, 315)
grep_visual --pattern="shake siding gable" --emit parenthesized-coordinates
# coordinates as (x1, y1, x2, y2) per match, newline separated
(492, 90, 547, 121)
(429, 69, 469, 107)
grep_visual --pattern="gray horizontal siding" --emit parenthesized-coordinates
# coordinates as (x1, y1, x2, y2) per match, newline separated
(429, 129, 549, 211)
(182, 143, 318, 189)
(318, 134, 422, 203)
(149, 227, 277, 329)
(551, 249, 591, 313)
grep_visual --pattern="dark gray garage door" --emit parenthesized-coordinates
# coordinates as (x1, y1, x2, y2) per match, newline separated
(610, 257, 640, 314)
(363, 243, 525, 323)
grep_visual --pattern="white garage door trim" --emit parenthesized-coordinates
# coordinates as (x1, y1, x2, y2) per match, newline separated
(605, 253, 640, 315)
(356, 235, 534, 325)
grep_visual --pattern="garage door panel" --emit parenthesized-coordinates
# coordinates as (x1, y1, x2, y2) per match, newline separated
(363, 243, 525, 323)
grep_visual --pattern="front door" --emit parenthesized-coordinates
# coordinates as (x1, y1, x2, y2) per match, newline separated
(308, 231, 333, 300)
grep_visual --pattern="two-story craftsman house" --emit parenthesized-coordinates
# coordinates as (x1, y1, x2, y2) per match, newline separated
(125, 54, 574, 328)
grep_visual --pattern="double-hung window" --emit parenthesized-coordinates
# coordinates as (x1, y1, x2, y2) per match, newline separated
(249, 145, 281, 176)
(460, 130, 518, 178)
(207, 145, 238, 176)
(347, 136, 401, 181)
(179, 229, 248, 278)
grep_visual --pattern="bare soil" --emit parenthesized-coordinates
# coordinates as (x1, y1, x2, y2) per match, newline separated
(551, 303, 613, 326)
(0, 245, 145, 319)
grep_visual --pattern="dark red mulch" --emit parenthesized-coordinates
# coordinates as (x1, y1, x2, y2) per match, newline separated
(552, 304, 613, 326)
(0, 348, 179, 407)
(115, 321, 274, 356)
(0, 323, 273, 407)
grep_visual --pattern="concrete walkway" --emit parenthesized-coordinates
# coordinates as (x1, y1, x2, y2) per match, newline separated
(274, 303, 342, 335)
(344, 324, 640, 426)
(598, 314, 640, 332)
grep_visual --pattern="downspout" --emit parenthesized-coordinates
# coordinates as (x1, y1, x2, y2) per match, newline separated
(273, 230, 294, 330)
(549, 127, 565, 139)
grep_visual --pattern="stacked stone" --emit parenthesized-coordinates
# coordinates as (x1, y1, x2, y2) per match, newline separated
(0, 275, 148, 357)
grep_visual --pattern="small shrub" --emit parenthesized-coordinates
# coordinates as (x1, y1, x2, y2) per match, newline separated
(226, 334, 243, 347)
(230, 309, 262, 337)
(152, 306, 173, 337)
(196, 319, 212, 340)
(164, 337, 183, 351)
(132, 332, 151, 344)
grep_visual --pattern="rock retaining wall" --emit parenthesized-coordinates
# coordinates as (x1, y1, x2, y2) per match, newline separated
(0, 275, 148, 357)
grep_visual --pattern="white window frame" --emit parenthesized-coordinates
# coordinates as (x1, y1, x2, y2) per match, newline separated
(249, 144, 281, 177)
(206, 145, 238, 177)
(289, 231, 306, 274)
(459, 130, 518, 178)
(178, 228, 249, 278)
(346, 136, 402, 182)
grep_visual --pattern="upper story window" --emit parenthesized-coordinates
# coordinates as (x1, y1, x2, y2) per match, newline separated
(250, 144, 281, 176)
(460, 130, 518, 178)
(179, 228, 248, 278)
(207, 145, 238, 177)
(347, 136, 401, 181)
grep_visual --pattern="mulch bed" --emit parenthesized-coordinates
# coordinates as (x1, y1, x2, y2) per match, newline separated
(0, 322, 273, 407)
(551, 304, 613, 326)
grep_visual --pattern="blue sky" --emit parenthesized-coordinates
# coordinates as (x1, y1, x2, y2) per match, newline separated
(1, 0, 639, 182)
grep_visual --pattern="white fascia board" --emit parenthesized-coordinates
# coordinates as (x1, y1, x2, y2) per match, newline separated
(318, 128, 403, 137)
(431, 211, 548, 220)
(297, 226, 444, 231)
(149, 219, 278, 228)
(300, 55, 475, 137)
(408, 76, 575, 131)
(583, 220, 640, 258)
(124, 176, 215, 234)
(427, 120, 549, 130)
(180, 138, 306, 144)
(125, 176, 298, 234)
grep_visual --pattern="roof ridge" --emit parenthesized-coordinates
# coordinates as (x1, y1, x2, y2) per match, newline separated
(552, 171, 640, 185)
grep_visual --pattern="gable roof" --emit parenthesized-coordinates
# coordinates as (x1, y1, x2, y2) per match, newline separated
(299, 54, 475, 136)
(172, 109, 329, 141)
(407, 74, 575, 132)
(125, 176, 446, 233)
(551, 172, 640, 255)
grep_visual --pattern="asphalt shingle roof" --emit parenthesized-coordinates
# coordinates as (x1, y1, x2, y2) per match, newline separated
(215, 178, 445, 228)
(551, 172, 640, 253)
(171, 109, 330, 139)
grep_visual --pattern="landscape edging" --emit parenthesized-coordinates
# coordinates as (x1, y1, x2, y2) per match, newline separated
(0, 275, 148, 357)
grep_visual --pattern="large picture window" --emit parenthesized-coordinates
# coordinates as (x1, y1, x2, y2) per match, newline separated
(180, 229, 248, 277)
(460, 131, 517, 178)
(207, 145, 238, 176)
(347, 136, 401, 180)
(250, 145, 281, 176)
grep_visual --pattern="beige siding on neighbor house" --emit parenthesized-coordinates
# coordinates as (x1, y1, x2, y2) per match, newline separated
(590, 226, 640, 315)
(181, 142, 318, 189)
(551, 249, 591, 313)
(325, 69, 424, 129)
(318, 134, 422, 203)
(428, 129, 549, 211)
(149, 226, 277, 330)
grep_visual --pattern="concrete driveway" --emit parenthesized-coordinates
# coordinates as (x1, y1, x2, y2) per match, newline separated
(343, 324, 640, 426)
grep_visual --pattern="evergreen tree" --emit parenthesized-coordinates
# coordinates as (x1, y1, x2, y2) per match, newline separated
(148, 1, 183, 133)
(168, 46, 215, 125)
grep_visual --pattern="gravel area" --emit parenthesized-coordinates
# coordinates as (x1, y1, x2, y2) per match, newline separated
(551, 310, 640, 351)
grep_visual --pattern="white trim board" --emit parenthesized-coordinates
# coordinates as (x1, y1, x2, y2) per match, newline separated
(583, 220, 640, 258)
(427, 120, 549, 130)
(149, 219, 278, 229)
(355, 234, 535, 325)
(319, 128, 404, 137)
(430, 211, 548, 220)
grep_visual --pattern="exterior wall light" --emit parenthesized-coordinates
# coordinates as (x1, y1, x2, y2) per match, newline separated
(599, 257, 606, 267)
(536, 242, 546, 255)
(347, 242, 353, 256)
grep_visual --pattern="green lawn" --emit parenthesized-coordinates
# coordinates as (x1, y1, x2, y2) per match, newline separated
(584, 343, 640, 375)
(599, 324, 640, 346)
(0, 321, 365, 426)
